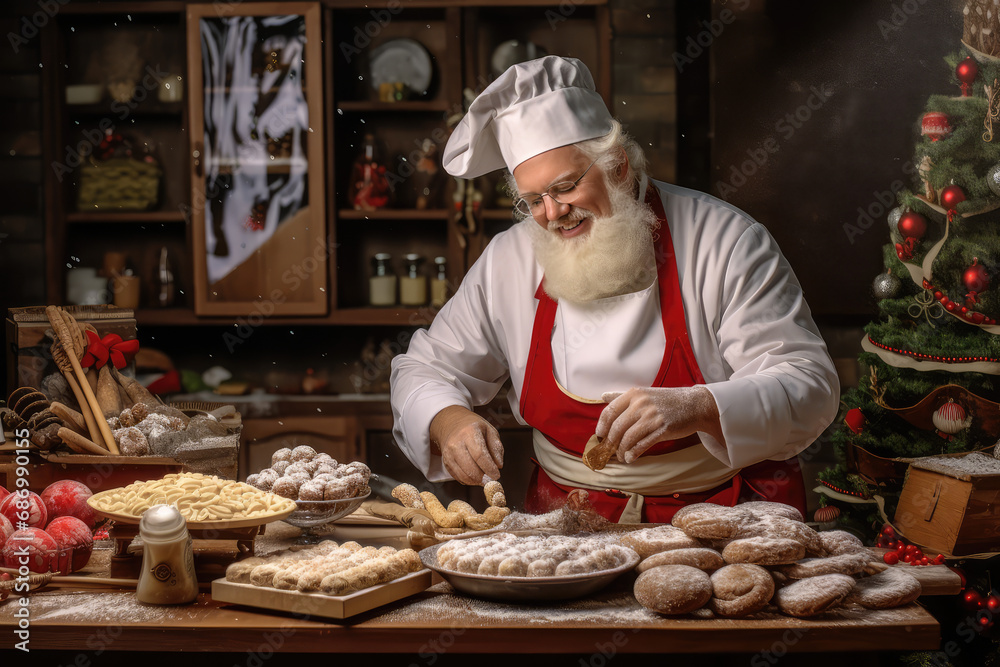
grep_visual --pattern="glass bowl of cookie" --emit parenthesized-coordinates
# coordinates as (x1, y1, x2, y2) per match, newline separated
(245, 446, 373, 544)
(283, 492, 372, 543)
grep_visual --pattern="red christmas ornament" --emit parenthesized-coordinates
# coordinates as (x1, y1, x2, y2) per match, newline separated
(921, 112, 953, 141)
(964, 257, 990, 307)
(895, 211, 928, 260)
(987, 595, 1000, 613)
(963, 589, 983, 610)
(939, 184, 967, 211)
(956, 56, 978, 96)
(897, 211, 928, 238)
(844, 408, 866, 434)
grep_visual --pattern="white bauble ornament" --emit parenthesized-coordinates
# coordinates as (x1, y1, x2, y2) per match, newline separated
(932, 400, 971, 435)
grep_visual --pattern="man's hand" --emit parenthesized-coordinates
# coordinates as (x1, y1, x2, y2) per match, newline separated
(429, 405, 504, 485)
(595, 386, 724, 464)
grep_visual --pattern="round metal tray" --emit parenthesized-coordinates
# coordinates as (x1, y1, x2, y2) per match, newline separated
(419, 540, 639, 602)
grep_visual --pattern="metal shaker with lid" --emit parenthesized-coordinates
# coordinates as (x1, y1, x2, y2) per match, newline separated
(136, 504, 199, 605)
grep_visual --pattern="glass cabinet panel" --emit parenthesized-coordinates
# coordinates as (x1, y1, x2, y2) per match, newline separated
(187, 3, 326, 316)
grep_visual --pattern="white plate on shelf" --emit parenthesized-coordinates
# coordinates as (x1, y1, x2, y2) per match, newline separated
(490, 40, 548, 76)
(368, 38, 433, 95)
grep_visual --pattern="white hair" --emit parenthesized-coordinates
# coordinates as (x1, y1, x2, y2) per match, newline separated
(504, 119, 647, 200)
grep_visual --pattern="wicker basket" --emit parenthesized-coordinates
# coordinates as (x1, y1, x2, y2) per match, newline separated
(77, 157, 162, 211)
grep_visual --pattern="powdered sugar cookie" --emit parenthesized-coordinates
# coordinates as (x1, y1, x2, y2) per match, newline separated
(774, 552, 872, 579)
(722, 537, 805, 566)
(633, 564, 712, 615)
(772, 573, 855, 617)
(818, 530, 868, 556)
(708, 563, 775, 617)
(620, 525, 703, 558)
(845, 568, 921, 609)
(637, 548, 725, 574)
(673, 504, 756, 540)
(737, 501, 804, 522)
(735, 514, 823, 555)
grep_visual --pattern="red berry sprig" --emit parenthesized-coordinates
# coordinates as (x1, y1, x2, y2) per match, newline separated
(877, 524, 945, 566)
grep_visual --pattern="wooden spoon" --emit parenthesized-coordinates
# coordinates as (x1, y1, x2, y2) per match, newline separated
(46, 307, 119, 454)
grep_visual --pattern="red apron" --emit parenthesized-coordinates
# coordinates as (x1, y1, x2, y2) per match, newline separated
(518, 188, 806, 523)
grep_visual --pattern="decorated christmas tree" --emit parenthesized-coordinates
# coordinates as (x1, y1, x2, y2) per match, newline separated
(820, 7, 1000, 663)
(820, 1, 1000, 531)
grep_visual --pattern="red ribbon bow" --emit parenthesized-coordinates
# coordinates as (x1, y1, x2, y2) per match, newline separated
(80, 331, 140, 370)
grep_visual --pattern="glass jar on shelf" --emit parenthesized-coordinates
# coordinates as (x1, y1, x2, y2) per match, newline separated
(400, 253, 427, 307)
(369, 253, 396, 306)
(431, 256, 448, 308)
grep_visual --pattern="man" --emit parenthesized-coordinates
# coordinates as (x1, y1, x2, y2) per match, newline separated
(390, 56, 839, 523)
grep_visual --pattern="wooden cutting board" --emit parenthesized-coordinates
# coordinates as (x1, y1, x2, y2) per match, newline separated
(211, 569, 433, 619)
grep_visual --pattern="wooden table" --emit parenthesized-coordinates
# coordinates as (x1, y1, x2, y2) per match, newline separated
(0, 522, 946, 660)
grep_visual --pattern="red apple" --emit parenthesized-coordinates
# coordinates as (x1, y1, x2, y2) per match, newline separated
(0, 490, 47, 529)
(0, 513, 13, 545)
(41, 480, 97, 528)
(45, 516, 94, 573)
(0, 485, 9, 503)
(2, 527, 58, 573)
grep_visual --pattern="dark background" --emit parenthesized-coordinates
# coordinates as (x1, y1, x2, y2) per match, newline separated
(682, 0, 961, 322)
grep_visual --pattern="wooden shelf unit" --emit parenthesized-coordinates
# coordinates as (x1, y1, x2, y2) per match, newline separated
(41, 1, 611, 326)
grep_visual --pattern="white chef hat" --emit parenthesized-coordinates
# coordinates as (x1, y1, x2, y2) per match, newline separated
(442, 56, 613, 179)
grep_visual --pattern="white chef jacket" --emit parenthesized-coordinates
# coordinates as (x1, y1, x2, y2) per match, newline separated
(390, 178, 840, 483)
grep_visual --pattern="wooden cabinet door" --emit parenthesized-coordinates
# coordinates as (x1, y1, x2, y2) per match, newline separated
(186, 3, 328, 316)
(241, 415, 362, 479)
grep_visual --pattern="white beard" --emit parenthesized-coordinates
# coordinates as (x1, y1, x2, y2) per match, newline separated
(521, 179, 659, 304)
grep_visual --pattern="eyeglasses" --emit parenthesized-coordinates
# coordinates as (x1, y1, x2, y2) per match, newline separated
(513, 158, 598, 218)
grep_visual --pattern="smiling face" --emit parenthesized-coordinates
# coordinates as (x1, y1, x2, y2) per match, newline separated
(512, 145, 615, 238)
(515, 144, 660, 304)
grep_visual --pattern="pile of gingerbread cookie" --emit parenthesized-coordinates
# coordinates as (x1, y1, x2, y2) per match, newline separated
(624, 502, 921, 618)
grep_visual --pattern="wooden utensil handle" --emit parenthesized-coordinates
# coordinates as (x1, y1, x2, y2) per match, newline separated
(58, 427, 111, 456)
(64, 371, 104, 447)
(67, 352, 120, 455)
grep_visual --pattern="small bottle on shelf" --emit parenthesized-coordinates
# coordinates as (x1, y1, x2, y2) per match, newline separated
(400, 253, 427, 306)
(430, 256, 448, 308)
(347, 133, 390, 211)
(156, 246, 176, 307)
(369, 253, 397, 306)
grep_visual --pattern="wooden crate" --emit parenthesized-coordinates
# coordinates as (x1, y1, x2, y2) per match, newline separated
(893, 455, 1000, 556)
(0, 452, 184, 494)
(5, 304, 136, 395)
